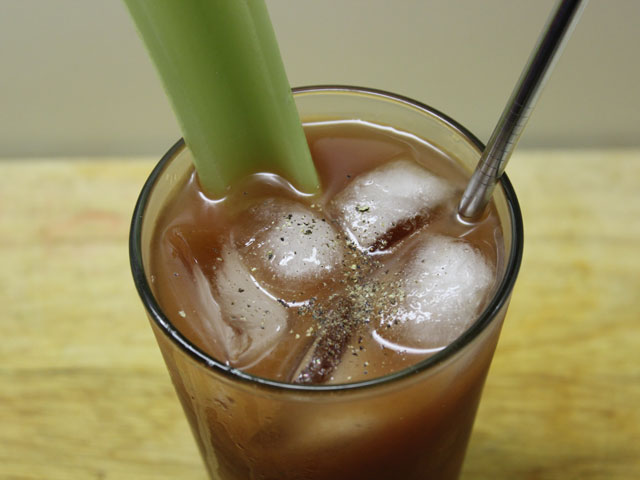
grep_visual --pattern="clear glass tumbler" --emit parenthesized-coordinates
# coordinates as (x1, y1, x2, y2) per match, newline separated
(130, 86, 523, 480)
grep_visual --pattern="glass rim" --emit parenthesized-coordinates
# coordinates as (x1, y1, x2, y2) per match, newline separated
(129, 85, 524, 393)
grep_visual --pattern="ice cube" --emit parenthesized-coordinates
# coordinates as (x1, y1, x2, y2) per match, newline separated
(374, 235, 494, 352)
(213, 247, 289, 367)
(330, 158, 453, 250)
(234, 198, 344, 298)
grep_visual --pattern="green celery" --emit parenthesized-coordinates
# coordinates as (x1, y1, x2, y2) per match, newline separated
(123, 0, 319, 197)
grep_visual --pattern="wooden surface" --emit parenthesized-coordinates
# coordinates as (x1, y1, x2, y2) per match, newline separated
(1, 151, 639, 479)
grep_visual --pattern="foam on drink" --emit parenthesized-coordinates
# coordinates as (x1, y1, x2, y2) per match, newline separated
(149, 120, 503, 385)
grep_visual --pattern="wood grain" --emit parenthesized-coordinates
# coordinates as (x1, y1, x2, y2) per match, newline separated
(1, 152, 638, 479)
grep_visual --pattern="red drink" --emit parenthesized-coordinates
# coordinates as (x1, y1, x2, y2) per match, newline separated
(130, 87, 523, 480)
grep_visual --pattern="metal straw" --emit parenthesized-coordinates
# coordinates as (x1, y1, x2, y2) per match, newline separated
(458, 0, 588, 219)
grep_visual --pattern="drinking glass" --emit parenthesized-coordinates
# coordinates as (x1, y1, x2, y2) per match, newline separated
(130, 86, 523, 480)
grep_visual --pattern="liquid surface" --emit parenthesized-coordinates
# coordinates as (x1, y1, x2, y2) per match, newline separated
(150, 120, 503, 384)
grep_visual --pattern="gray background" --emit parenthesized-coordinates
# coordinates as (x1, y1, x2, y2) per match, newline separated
(1, 0, 638, 158)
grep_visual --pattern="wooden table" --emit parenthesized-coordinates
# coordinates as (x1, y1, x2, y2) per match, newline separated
(1, 151, 638, 479)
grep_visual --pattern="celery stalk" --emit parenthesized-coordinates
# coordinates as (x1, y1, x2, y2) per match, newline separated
(123, 0, 319, 197)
